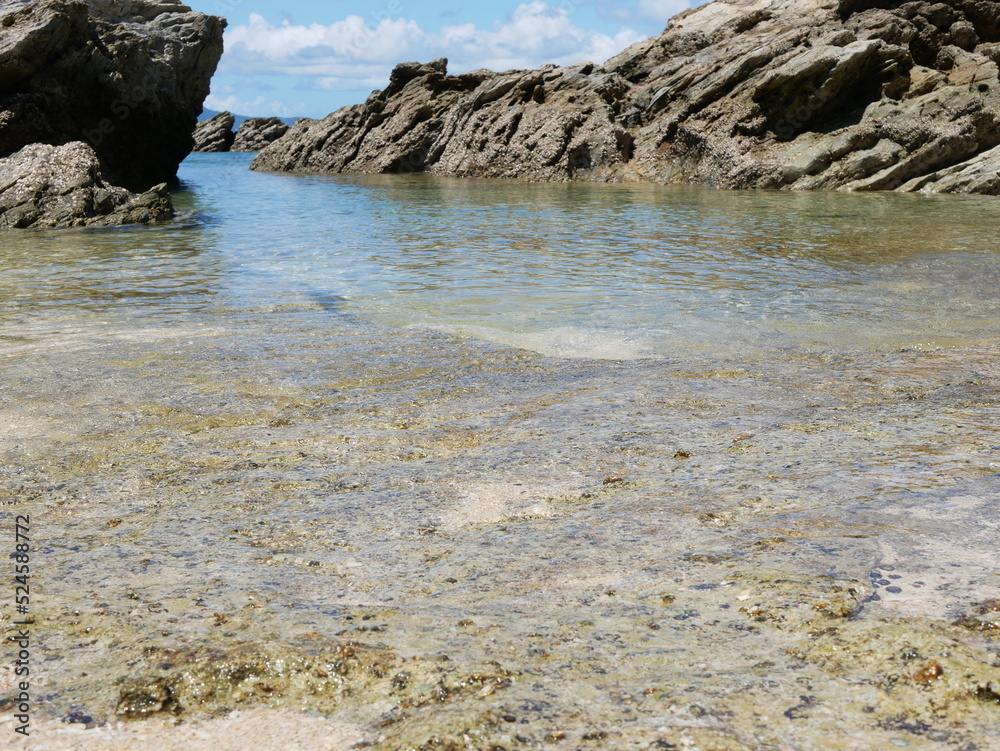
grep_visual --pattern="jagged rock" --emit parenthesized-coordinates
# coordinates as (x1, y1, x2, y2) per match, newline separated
(0, 142, 173, 229)
(252, 0, 1000, 194)
(0, 0, 225, 188)
(251, 57, 631, 180)
(898, 142, 1000, 193)
(232, 117, 290, 152)
(193, 111, 235, 152)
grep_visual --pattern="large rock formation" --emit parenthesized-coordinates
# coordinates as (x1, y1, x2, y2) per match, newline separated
(252, 0, 1000, 195)
(0, 0, 225, 189)
(232, 117, 290, 152)
(0, 141, 172, 229)
(192, 111, 235, 152)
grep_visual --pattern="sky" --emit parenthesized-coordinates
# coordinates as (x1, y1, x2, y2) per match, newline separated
(184, 0, 701, 119)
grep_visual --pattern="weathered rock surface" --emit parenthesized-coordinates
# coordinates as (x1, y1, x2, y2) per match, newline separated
(0, 141, 173, 229)
(232, 117, 290, 152)
(192, 111, 235, 152)
(898, 141, 1000, 193)
(0, 0, 225, 188)
(252, 0, 1000, 194)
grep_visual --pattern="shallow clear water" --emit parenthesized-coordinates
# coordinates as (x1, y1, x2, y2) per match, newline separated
(5, 152, 1000, 359)
(3, 154, 1000, 747)
(195, 154, 1000, 358)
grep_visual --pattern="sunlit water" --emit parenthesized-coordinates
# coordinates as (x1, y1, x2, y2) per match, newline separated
(2, 153, 1000, 744)
(4, 152, 1000, 359)
(195, 154, 1000, 358)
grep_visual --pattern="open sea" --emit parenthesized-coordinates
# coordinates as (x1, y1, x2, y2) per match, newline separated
(2, 153, 999, 748)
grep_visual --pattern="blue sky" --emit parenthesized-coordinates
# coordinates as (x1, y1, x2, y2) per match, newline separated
(184, 0, 698, 118)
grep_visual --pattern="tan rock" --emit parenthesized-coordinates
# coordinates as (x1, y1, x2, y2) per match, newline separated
(232, 117, 290, 152)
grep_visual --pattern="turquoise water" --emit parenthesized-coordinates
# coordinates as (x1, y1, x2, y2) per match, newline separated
(6, 151, 999, 359)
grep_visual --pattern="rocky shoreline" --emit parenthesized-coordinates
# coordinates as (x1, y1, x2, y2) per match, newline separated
(0, 0, 224, 229)
(252, 0, 1000, 195)
(6, 0, 1000, 231)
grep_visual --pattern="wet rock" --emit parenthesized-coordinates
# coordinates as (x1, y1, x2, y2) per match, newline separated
(975, 683, 1000, 704)
(232, 117, 291, 152)
(113, 641, 514, 728)
(913, 660, 944, 683)
(193, 111, 235, 153)
(116, 679, 173, 718)
(0, 0, 225, 188)
(952, 598, 1000, 632)
(253, 0, 1000, 195)
(0, 142, 173, 229)
(60, 711, 96, 728)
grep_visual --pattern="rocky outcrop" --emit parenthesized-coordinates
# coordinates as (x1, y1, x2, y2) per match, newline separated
(232, 117, 290, 152)
(0, 0, 225, 189)
(252, 0, 1000, 194)
(192, 111, 235, 152)
(0, 141, 173, 229)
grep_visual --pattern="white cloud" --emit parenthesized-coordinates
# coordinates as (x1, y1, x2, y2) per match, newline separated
(204, 93, 304, 119)
(218, 3, 646, 92)
(226, 12, 427, 70)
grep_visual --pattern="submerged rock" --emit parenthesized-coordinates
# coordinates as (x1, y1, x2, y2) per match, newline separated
(232, 117, 290, 152)
(0, 142, 173, 229)
(252, 0, 1000, 194)
(193, 111, 236, 153)
(0, 0, 225, 188)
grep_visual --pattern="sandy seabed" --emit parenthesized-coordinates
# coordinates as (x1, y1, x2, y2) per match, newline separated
(1, 317, 999, 750)
(0, 710, 362, 750)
